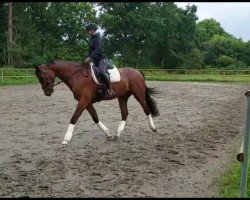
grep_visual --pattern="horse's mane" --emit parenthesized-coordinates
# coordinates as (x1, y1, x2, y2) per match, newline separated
(47, 60, 83, 68)
(47, 60, 55, 66)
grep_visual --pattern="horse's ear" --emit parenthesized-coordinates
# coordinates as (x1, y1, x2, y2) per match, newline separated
(47, 60, 55, 67)
(34, 65, 40, 75)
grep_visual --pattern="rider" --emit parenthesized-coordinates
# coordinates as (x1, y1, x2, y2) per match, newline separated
(83, 23, 114, 98)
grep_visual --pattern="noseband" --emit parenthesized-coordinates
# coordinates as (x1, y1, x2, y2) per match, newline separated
(41, 71, 54, 90)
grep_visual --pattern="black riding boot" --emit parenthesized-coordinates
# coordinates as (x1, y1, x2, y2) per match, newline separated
(98, 59, 114, 97)
(101, 73, 114, 97)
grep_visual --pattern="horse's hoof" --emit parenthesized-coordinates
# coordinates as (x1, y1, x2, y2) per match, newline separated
(152, 128, 157, 132)
(113, 135, 119, 141)
(106, 136, 112, 141)
(61, 140, 68, 145)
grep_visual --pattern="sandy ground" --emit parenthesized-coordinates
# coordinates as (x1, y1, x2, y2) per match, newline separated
(0, 81, 249, 197)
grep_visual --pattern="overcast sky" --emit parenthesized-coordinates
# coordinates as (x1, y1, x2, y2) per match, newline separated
(175, 2, 250, 42)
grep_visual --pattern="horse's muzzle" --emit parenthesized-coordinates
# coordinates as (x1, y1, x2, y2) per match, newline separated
(44, 88, 54, 96)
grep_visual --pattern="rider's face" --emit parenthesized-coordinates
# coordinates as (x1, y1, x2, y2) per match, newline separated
(87, 30, 94, 36)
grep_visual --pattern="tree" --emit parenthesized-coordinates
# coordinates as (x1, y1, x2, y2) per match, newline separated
(98, 2, 198, 68)
(205, 35, 248, 68)
(181, 48, 204, 69)
(196, 18, 230, 42)
(7, 2, 13, 66)
(0, 2, 97, 67)
(0, 3, 8, 65)
(0, 2, 249, 70)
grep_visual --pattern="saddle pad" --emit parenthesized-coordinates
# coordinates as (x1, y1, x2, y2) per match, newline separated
(90, 62, 121, 85)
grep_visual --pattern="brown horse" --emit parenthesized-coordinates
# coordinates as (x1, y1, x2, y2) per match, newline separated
(35, 60, 159, 144)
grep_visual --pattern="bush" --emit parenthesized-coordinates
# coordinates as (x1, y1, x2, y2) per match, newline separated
(181, 48, 204, 69)
(227, 60, 249, 70)
(218, 55, 235, 68)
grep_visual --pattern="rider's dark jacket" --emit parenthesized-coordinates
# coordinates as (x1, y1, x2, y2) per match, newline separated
(88, 32, 107, 65)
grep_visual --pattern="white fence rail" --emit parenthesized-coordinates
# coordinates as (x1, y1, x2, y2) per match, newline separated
(0, 68, 36, 84)
(1, 68, 250, 84)
(139, 69, 250, 76)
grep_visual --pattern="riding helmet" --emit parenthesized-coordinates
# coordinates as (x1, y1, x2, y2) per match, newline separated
(85, 23, 98, 31)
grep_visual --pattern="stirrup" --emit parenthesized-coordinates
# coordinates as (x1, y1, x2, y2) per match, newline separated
(104, 89, 114, 98)
(108, 89, 114, 95)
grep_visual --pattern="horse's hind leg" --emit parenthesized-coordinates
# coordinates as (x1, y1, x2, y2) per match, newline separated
(86, 104, 112, 141)
(132, 86, 157, 132)
(113, 94, 131, 141)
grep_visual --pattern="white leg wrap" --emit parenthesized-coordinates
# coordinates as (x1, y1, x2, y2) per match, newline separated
(116, 120, 126, 137)
(62, 124, 75, 144)
(97, 121, 111, 137)
(148, 114, 156, 130)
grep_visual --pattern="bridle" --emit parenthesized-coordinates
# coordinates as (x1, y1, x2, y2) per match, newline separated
(40, 67, 82, 89)
(40, 70, 54, 90)
(52, 68, 82, 87)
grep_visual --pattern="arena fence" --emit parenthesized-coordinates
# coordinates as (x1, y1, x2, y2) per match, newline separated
(2, 68, 250, 84)
(139, 69, 250, 76)
(0, 68, 37, 84)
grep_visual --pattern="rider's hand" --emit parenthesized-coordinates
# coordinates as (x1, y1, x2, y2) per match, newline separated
(84, 57, 91, 63)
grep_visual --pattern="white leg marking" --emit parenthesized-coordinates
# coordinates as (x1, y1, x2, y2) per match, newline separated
(62, 124, 75, 144)
(148, 114, 156, 130)
(116, 120, 126, 137)
(97, 121, 112, 137)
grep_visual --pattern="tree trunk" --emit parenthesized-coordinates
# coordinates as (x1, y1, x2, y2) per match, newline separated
(7, 2, 13, 67)
(161, 57, 165, 67)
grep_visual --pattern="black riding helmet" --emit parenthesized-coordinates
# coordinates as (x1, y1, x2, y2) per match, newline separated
(85, 23, 98, 31)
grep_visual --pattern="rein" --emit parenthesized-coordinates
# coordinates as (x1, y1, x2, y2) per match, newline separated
(52, 68, 82, 87)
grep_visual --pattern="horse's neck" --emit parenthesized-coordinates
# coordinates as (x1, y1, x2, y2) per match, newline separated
(53, 64, 77, 79)
(52, 63, 84, 89)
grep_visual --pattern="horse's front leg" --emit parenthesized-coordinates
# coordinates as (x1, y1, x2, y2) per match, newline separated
(62, 98, 89, 145)
(86, 104, 112, 141)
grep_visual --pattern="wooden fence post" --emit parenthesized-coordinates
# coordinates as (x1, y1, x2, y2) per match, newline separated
(239, 91, 250, 197)
(1, 69, 3, 84)
(26, 69, 28, 83)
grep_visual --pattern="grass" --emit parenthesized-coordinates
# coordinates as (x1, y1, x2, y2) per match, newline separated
(218, 161, 250, 198)
(145, 74, 250, 82)
(0, 77, 38, 86)
(0, 68, 38, 86)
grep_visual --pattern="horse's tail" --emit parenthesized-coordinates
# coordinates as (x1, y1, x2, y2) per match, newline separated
(145, 87, 160, 117)
(139, 71, 160, 117)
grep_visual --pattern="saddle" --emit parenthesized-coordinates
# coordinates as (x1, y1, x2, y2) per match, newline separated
(90, 60, 121, 85)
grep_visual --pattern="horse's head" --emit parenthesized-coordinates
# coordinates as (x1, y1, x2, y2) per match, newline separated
(35, 64, 55, 96)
